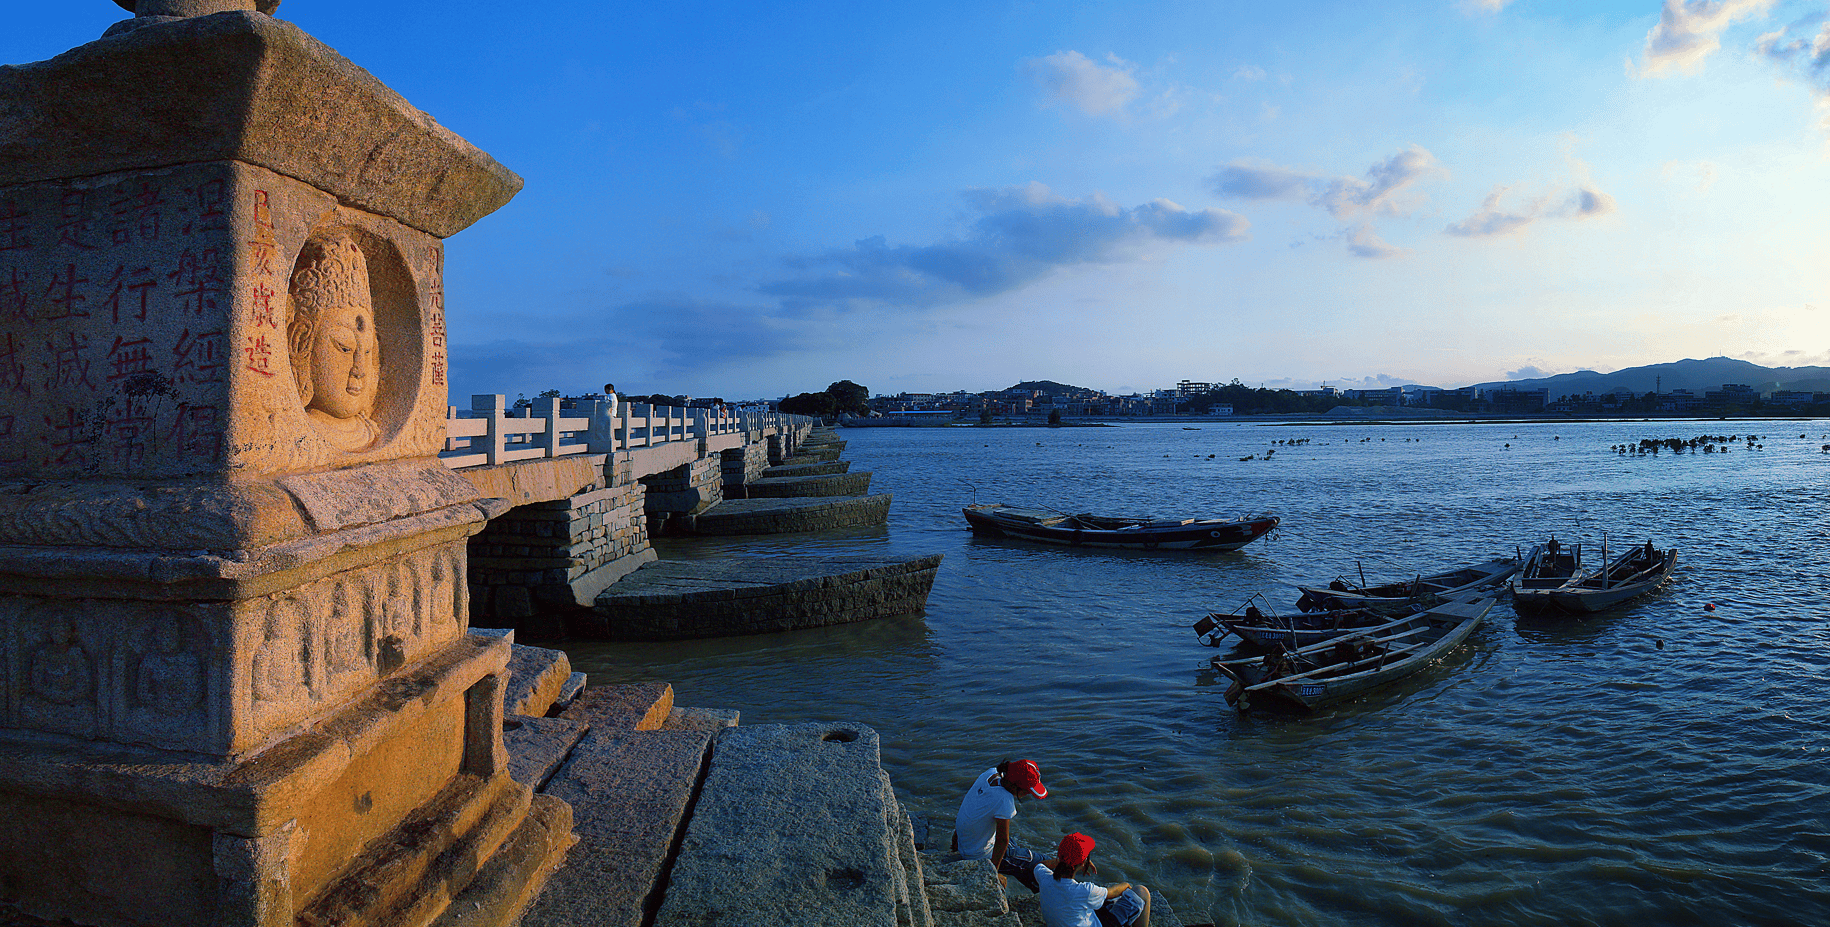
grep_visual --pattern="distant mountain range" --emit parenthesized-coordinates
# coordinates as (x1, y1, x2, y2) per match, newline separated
(1467, 357, 1830, 397)
(1002, 358, 1830, 400)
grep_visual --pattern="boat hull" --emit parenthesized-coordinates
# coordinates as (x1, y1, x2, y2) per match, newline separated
(1293, 556, 1525, 613)
(1511, 549, 1678, 615)
(1214, 598, 1492, 712)
(963, 505, 1278, 552)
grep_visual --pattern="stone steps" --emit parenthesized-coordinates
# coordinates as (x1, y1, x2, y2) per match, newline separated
(508, 678, 736, 927)
(576, 553, 944, 640)
(677, 494, 892, 535)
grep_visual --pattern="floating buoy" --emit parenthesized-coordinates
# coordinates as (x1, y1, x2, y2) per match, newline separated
(1655, 639, 1665, 650)
(1705, 603, 1717, 611)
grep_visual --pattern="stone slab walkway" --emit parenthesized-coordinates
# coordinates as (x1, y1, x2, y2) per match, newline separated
(745, 470, 872, 497)
(680, 494, 891, 535)
(762, 460, 850, 477)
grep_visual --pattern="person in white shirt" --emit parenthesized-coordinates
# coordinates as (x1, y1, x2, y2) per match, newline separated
(952, 759, 1049, 890)
(1032, 832, 1151, 927)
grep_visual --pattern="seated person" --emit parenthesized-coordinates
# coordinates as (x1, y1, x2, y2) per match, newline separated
(953, 759, 1049, 891)
(1033, 832, 1151, 927)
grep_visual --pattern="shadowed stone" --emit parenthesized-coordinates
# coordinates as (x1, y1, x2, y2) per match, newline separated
(653, 723, 931, 927)
(762, 460, 852, 477)
(520, 727, 717, 927)
(503, 643, 572, 717)
(745, 471, 873, 498)
(579, 554, 942, 641)
(504, 716, 587, 791)
(679, 495, 893, 535)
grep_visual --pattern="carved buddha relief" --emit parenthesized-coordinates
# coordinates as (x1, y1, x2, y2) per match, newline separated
(289, 233, 383, 451)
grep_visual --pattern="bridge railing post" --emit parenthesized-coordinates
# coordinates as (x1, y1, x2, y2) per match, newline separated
(472, 394, 508, 466)
(531, 395, 562, 458)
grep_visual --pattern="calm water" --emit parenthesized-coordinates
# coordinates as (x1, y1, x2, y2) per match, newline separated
(564, 420, 1830, 926)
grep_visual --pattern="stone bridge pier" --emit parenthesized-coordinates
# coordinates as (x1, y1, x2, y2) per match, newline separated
(459, 410, 814, 631)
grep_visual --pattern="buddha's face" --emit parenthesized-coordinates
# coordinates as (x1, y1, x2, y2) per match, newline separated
(308, 302, 379, 420)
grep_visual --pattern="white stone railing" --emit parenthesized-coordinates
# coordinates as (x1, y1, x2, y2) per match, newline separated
(440, 394, 808, 470)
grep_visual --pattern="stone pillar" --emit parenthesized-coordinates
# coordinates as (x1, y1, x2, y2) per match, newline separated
(0, 4, 569, 926)
(467, 484, 655, 636)
(719, 443, 768, 499)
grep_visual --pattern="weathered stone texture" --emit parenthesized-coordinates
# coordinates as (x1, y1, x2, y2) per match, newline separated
(581, 554, 942, 641)
(718, 443, 769, 498)
(744, 471, 873, 498)
(762, 460, 851, 477)
(0, 160, 455, 480)
(557, 682, 673, 732)
(504, 715, 587, 791)
(468, 484, 652, 621)
(639, 457, 723, 516)
(0, 12, 522, 238)
(653, 723, 932, 927)
(520, 727, 716, 927)
(502, 642, 570, 717)
(682, 494, 892, 535)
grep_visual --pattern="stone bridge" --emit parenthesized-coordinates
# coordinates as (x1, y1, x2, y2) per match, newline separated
(441, 396, 822, 625)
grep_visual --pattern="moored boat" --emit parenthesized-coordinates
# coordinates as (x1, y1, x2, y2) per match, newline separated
(1293, 553, 1529, 614)
(1212, 596, 1494, 712)
(962, 503, 1278, 551)
(1511, 540, 1677, 615)
(1194, 599, 1422, 650)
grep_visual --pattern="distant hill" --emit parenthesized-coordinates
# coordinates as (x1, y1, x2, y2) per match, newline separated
(1471, 357, 1830, 397)
(1007, 380, 1091, 395)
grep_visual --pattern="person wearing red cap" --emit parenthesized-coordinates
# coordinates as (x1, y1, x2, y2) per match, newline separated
(952, 759, 1049, 891)
(1033, 832, 1151, 927)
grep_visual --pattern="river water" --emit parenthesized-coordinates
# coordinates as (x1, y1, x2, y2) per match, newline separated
(563, 420, 1830, 926)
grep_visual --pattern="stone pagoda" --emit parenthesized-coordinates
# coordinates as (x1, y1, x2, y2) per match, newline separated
(0, 2, 572, 924)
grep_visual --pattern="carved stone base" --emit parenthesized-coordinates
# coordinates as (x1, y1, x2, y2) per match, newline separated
(0, 632, 565, 927)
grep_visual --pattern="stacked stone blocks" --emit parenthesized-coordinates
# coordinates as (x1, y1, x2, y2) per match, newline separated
(719, 444, 769, 499)
(468, 484, 649, 621)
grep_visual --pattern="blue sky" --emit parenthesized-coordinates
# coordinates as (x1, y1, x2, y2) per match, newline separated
(11, 1, 1830, 400)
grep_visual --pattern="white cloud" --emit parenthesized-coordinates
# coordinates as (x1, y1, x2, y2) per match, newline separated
(1211, 147, 1444, 215)
(1233, 64, 1267, 81)
(1210, 161, 1315, 199)
(1313, 145, 1447, 219)
(1345, 223, 1405, 259)
(1446, 154, 1616, 239)
(1463, 0, 1515, 14)
(1025, 50, 1141, 117)
(1447, 187, 1541, 238)
(1639, 0, 1774, 76)
(1211, 146, 1442, 258)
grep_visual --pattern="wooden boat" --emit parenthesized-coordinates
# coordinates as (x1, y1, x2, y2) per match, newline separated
(1194, 598, 1422, 650)
(1212, 596, 1494, 712)
(1293, 553, 1529, 614)
(962, 503, 1278, 551)
(1511, 540, 1677, 615)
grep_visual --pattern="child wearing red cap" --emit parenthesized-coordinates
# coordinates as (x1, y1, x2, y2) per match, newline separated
(1033, 832, 1151, 927)
(952, 759, 1049, 891)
